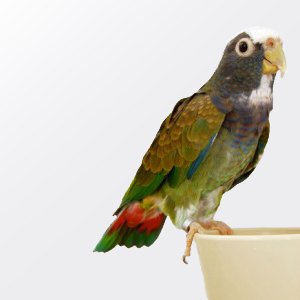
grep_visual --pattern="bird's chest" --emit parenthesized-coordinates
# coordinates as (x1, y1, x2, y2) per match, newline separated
(222, 75, 273, 148)
(197, 76, 274, 193)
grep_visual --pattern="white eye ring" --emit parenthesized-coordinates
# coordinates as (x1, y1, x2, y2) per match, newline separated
(235, 38, 255, 57)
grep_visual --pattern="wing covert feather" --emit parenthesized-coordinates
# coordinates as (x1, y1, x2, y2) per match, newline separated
(143, 93, 225, 172)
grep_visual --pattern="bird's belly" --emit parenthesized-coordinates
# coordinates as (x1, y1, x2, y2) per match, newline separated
(160, 127, 259, 228)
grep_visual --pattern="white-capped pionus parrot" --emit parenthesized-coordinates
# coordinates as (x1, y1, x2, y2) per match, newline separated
(95, 27, 286, 262)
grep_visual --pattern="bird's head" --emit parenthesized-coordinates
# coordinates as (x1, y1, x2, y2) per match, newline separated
(209, 27, 286, 96)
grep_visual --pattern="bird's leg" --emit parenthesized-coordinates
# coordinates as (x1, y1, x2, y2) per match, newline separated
(182, 220, 233, 264)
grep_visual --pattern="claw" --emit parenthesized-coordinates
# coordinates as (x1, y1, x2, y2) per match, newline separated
(182, 255, 189, 264)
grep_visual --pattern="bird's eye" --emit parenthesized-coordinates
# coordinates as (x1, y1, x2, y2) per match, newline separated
(239, 41, 248, 53)
(235, 38, 254, 57)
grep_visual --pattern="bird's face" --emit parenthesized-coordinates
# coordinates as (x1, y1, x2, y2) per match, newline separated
(212, 27, 286, 96)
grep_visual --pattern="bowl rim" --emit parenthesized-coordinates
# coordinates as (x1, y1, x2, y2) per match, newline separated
(195, 227, 300, 241)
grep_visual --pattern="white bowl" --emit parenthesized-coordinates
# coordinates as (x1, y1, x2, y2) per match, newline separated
(195, 228, 300, 300)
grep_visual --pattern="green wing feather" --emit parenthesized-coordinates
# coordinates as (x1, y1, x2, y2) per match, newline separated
(115, 92, 226, 213)
(230, 121, 270, 189)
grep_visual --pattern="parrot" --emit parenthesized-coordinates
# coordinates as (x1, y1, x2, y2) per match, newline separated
(95, 27, 286, 262)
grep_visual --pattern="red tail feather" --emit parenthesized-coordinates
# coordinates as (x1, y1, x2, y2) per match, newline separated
(110, 202, 164, 233)
(95, 202, 166, 252)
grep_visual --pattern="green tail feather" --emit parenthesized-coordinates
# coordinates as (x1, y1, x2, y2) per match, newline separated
(94, 218, 166, 253)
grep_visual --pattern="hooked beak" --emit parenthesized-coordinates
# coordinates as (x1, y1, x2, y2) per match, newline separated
(263, 38, 287, 77)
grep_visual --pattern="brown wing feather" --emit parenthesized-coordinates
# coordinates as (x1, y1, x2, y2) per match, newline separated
(142, 93, 225, 173)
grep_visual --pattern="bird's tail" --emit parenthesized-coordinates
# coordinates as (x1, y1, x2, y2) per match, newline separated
(94, 202, 166, 252)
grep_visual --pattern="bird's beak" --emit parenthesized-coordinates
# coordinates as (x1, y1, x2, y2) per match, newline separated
(263, 39, 287, 77)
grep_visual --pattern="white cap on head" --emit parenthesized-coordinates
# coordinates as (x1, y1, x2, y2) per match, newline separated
(245, 27, 280, 44)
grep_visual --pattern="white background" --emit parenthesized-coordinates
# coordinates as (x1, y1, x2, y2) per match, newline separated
(1, 1, 299, 299)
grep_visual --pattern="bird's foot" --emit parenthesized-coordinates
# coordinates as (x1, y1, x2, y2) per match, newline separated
(182, 220, 233, 264)
(200, 220, 233, 235)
